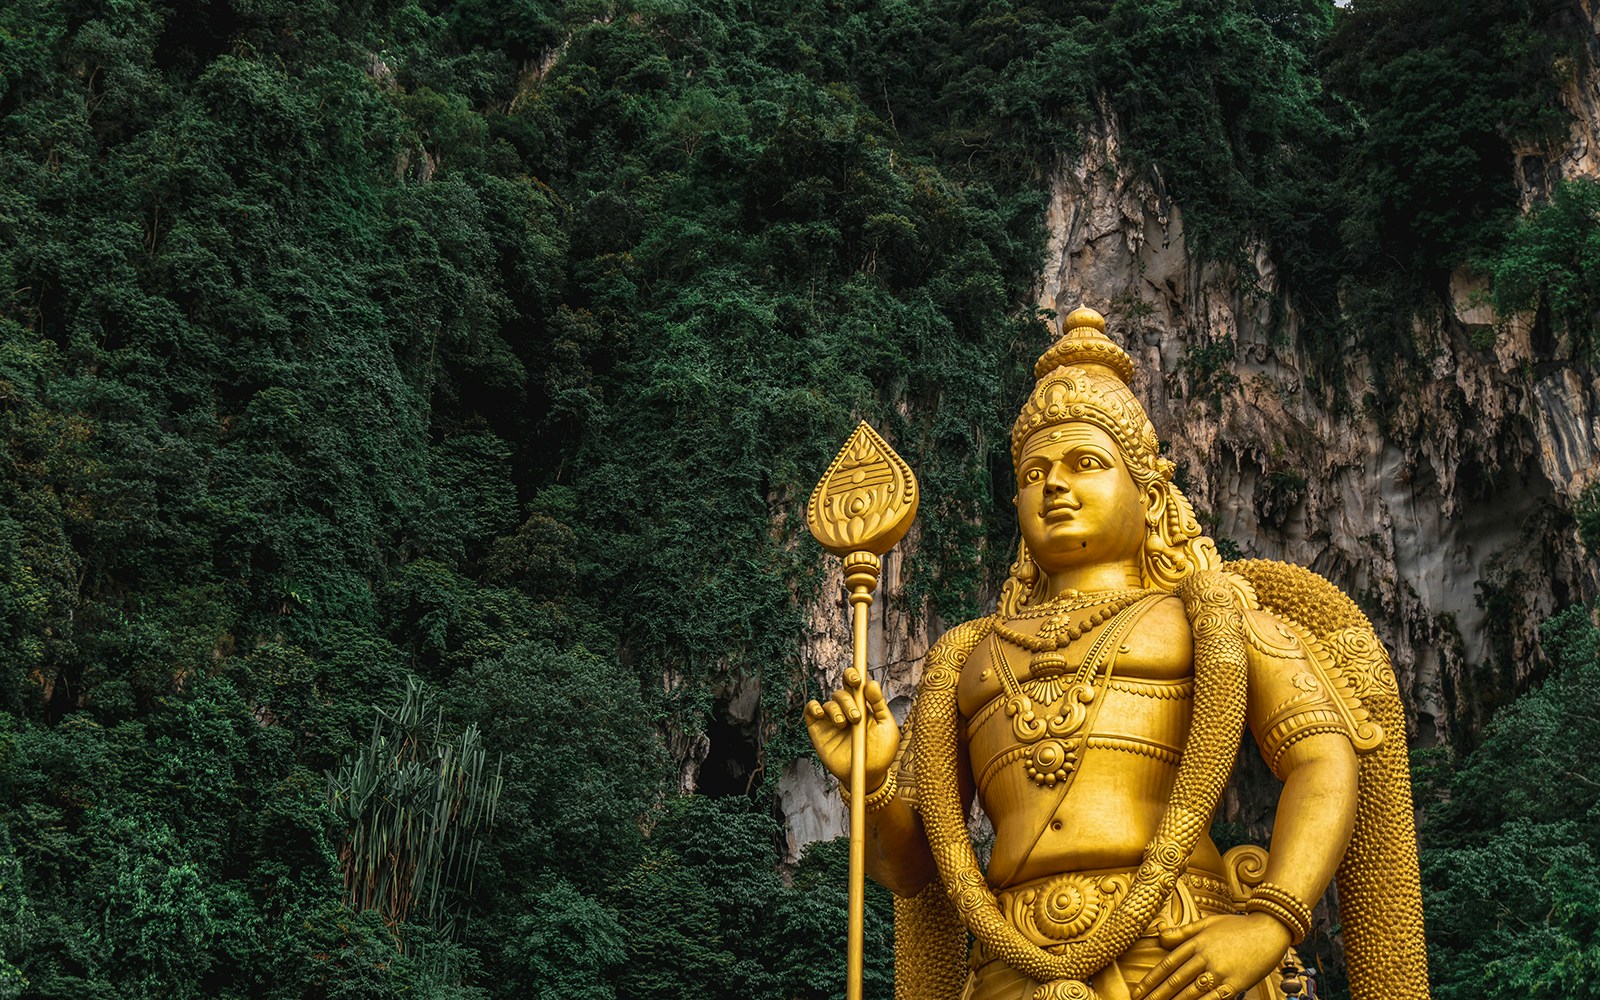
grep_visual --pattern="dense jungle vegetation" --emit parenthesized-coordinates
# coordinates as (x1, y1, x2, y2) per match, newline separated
(0, 0, 1597, 997)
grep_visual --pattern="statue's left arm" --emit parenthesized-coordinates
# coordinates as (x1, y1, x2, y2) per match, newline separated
(1240, 603, 1360, 923)
(1136, 603, 1360, 1000)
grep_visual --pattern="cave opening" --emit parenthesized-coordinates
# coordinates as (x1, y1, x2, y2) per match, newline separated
(697, 696, 762, 798)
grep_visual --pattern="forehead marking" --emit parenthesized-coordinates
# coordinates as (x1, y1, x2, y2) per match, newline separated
(1021, 422, 1116, 461)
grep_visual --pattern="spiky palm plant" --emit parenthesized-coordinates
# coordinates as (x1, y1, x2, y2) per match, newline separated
(328, 677, 503, 943)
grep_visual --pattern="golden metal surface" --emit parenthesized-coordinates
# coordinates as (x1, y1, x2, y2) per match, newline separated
(803, 307, 1427, 999)
(808, 421, 920, 558)
(807, 423, 921, 1000)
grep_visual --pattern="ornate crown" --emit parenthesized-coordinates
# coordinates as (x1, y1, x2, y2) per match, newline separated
(1010, 306, 1168, 480)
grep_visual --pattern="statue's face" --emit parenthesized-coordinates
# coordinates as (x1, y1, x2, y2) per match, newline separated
(1015, 422, 1146, 576)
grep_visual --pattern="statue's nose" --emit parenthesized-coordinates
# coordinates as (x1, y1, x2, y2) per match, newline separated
(1045, 462, 1072, 493)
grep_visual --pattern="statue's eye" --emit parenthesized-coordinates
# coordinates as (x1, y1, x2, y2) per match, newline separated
(1077, 455, 1105, 471)
(1024, 468, 1044, 484)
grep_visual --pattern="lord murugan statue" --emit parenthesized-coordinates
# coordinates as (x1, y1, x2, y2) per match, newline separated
(805, 307, 1427, 1000)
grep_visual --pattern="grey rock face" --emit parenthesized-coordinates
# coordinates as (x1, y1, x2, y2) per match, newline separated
(776, 44, 1600, 853)
(1034, 119, 1598, 754)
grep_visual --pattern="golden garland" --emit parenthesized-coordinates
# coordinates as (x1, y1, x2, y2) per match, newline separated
(913, 571, 1249, 998)
(1226, 560, 1429, 999)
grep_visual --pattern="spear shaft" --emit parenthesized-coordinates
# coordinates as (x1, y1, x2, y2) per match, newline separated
(844, 553, 879, 1000)
(807, 422, 919, 1000)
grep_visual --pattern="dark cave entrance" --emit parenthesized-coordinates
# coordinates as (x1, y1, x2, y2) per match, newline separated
(698, 694, 762, 797)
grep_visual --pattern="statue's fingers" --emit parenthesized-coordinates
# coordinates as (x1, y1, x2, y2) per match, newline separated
(806, 700, 839, 732)
(863, 680, 893, 721)
(1173, 975, 1218, 1000)
(1134, 939, 1194, 990)
(832, 689, 862, 723)
(825, 701, 847, 726)
(1132, 946, 1198, 1000)
(1139, 956, 1205, 1000)
(844, 666, 862, 687)
(1157, 914, 1226, 949)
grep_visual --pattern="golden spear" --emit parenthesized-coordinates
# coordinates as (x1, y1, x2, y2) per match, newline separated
(806, 421, 920, 1000)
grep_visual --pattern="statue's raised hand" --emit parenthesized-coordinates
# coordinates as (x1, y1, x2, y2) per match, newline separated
(804, 667, 900, 790)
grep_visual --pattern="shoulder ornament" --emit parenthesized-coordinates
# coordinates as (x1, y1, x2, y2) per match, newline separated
(1230, 572, 1386, 755)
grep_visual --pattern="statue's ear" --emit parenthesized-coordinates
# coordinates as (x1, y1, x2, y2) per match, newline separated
(1143, 482, 1167, 528)
(1140, 479, 1202, 591)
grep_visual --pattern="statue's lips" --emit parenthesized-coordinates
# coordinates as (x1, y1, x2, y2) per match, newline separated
(1041, 505, 1078, 521)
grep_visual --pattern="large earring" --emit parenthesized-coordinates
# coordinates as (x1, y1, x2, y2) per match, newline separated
(999, 539, 1042, 616)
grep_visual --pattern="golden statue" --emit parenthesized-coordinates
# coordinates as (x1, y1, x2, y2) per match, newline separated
(805, 306, 1427, 1000)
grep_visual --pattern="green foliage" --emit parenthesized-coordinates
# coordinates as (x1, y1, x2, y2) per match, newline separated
(1421, 604, 1600, 999)
(4, 0, 1033, 992)
(0, 675, 389, 997)
(1181, 336, 1242, 410)
(772, 835, 897, 999)
(0, 830, 30, 1000)
(1097, 0, 1339, 262)
(1253, 470, 1309, 531)
(1577, 481, 1600, 554)
(497, 878, 625, 1000)
(1325, 0, 1567, 274)
(0, 0, 1594, 995)
(610, 798, 893, 1000)
(1487, 178, 1600, 355)
(328, 677, 502, 941)
(99, 818, 224, 998)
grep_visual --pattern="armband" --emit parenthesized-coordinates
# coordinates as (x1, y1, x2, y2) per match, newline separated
(1244, 880, 1314, 944)
(840, 766, 899, 813)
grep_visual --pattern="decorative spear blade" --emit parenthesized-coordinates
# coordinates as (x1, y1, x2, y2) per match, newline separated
(807, 421, 919, 557)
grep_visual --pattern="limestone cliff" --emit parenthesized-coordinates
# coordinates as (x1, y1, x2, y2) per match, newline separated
(1035, 119, 1600, 754)
(774, 5, 1600, 856)
(785, 184, 1597, 857)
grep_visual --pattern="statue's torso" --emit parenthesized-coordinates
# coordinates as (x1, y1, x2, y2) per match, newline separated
(956, 594, 1225, 888)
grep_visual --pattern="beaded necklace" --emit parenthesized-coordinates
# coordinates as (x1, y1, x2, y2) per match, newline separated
(991, 590, 1152, 663)
(981, 593, 1162, 788)
(1004, 586, 1148, 621)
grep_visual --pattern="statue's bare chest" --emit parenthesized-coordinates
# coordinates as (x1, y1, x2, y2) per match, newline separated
(956, 595, 1192, 719)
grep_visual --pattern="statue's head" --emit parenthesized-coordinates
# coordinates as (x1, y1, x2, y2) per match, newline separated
(998, 306, 1218, 613)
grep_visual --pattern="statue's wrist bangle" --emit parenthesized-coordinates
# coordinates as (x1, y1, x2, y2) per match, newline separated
(841, 768, 898, 813)
(1244, 881, 1313, 944)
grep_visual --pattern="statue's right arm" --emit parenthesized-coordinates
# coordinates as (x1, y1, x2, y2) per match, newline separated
(859, 766, 939, 896)
(804, 662, 975, 898)
(860, 699, 977, 897)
